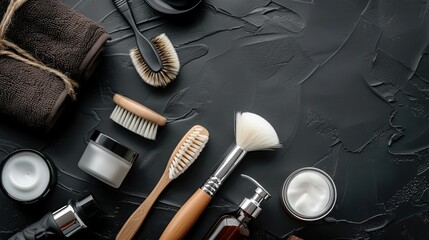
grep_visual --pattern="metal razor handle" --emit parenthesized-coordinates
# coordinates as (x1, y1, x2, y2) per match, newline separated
(202, 145, 247, 196)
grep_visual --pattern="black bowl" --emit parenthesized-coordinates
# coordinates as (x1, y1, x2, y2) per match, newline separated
(145, 0, 203, 15)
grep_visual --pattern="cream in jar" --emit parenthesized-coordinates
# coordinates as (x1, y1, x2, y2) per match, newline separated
(0, 149, 57, 203)
(282, 167, 337, 221)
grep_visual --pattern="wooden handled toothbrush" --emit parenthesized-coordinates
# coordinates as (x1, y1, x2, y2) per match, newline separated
(116, 125, 209, 240)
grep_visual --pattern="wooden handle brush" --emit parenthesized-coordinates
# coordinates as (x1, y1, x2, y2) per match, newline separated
(160, 112, 281, 240)
(110, 93, 167, 140)
(113, 0, 180, 87)
(116, 125, 209, 240)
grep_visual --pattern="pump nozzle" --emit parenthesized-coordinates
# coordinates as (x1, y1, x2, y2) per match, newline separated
(239, 174, 271, 218)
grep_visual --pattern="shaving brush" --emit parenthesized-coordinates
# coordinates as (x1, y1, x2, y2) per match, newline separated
(159, 112, 281, 240)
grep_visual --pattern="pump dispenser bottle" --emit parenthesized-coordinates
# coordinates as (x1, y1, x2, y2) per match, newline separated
(204, 174, 270, 240)
(8, 195, 100, 240)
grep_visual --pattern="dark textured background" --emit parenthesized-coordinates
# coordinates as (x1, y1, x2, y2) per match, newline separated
(1, 0, 429, 239)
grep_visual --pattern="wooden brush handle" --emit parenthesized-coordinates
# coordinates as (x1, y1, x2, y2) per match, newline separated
(113, 94, 167, 126)
(160, 188, 212, 240)
(116, 177, 170, 240)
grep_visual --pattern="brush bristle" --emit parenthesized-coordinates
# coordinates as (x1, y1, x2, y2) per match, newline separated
(110, 105, 159, 140)
(130, 33, 180, 87)
(235, 112, 281, 152)
(169, 126, 209, 180)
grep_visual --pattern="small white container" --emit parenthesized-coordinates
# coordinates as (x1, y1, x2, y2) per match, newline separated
(282, 167, 337, 221)
(78, 130, 139, 188)
(0, 149, 57, 204)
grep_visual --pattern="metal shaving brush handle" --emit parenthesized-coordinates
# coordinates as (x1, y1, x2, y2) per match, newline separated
(202, 145, 247, 196)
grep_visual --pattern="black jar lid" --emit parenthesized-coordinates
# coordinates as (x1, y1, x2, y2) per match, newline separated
(70, 194, 100, 222)
(90, 130, 139, 164)
(144, 0, 202, 15)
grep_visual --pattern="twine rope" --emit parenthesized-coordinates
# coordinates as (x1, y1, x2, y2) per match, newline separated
(0, 0, 78, 100)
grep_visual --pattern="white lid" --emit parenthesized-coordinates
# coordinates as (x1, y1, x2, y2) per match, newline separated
(1, 151, 52, 202)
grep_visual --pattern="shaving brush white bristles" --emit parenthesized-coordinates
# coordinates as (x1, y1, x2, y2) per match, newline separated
(235, 112, 281, 152)
(130, 33, 180, 87)
(169, 126, 209, 180)
(110, 94, 167, 140)
(110, 105, 159, 140)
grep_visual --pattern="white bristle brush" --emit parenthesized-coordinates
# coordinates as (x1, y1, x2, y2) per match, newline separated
(110, 93, 167, 140)
(160, 112, 281, 240)
(116, 125, 209, 240)
(113, 0, 180, 87)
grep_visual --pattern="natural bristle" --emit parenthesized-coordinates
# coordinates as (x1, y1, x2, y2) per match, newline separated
(235, 112, 281, 152)
(110, 105, 159, 140)
(131, 33, 180, 87)
(169, 126, 209, 180)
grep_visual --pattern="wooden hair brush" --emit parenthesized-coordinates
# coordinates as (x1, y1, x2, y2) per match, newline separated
(116, 125, 209, 240)
(113, 0, 180, 87)
(110, 93, 167, 140)
(160, 112, 281, 240)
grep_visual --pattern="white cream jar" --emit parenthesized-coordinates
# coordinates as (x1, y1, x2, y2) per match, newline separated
(78, 130, 139, 188)
(282, 167, 337, 221)
(0, 149, 57, 203)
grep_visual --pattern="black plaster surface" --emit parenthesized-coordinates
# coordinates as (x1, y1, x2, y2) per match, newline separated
(1, 0, 429, 239)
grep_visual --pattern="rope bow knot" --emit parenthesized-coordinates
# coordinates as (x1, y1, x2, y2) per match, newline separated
(0, 0, 78, 99)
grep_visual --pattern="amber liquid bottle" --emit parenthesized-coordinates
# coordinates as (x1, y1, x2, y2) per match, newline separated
(205, 209, 252, 240)
(204, 174, 270, 240)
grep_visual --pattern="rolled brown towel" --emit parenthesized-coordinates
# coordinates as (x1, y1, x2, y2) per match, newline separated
(0, 56, 68, 130)
(287, 235, 304, 240)
(0, 0, 110, 81)
(0, 0, 109, 131)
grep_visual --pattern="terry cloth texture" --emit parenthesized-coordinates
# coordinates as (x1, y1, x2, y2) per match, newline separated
(0, 0, 109, 131)
(0, 0, 110, 81)
(0, 57, 68, 130)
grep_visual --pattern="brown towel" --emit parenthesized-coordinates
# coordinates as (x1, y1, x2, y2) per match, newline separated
(0, 0, 109, 131)
(0, 56, 68, 130)
(0, 0, 110, 81)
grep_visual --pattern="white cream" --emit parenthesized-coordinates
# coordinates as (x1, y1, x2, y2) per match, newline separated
(283, 167, 336, 221)
(1, 151, 51, 202)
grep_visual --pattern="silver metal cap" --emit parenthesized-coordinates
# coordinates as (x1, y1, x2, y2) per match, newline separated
(52, 195, 100, 237)
(52, 204, 86, 237)
(239, 174, 271, 218)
